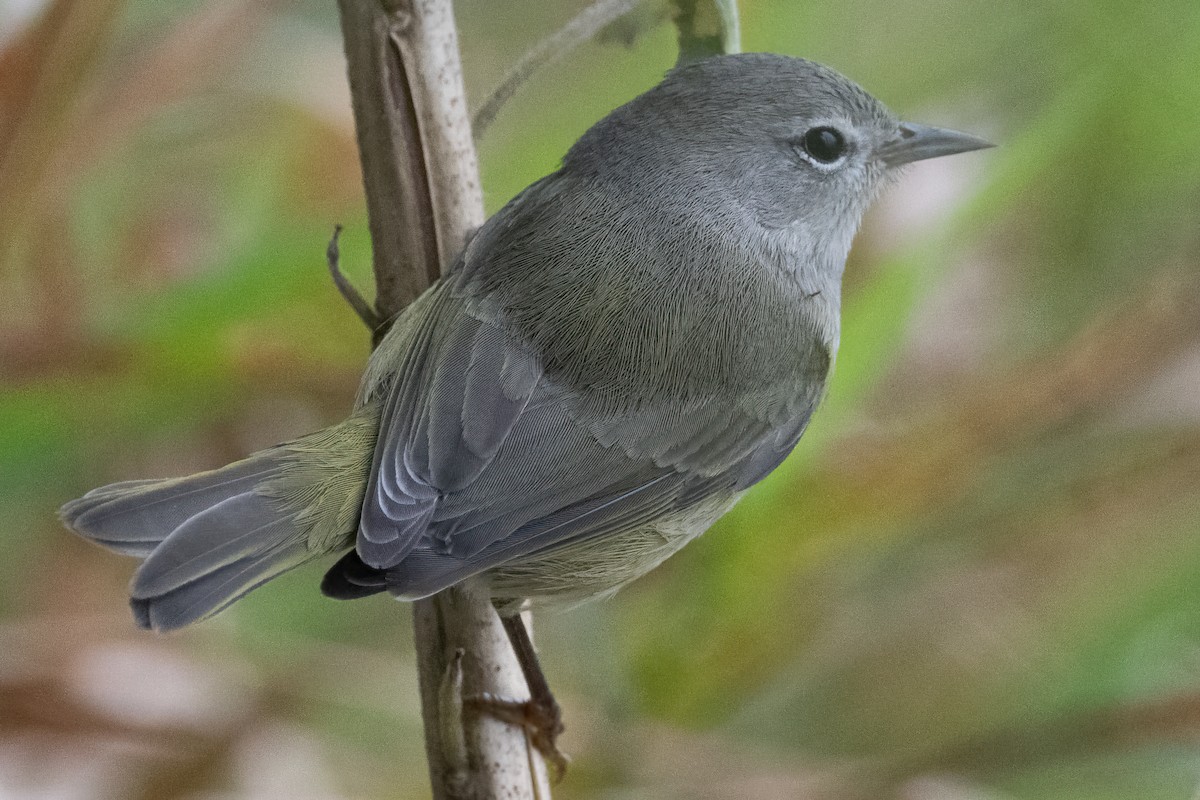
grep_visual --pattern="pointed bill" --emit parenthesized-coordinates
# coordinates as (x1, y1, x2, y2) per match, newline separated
(879, 122, 993, 167)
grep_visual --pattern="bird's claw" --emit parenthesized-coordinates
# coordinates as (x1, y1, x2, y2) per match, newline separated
(466, 692, 569, 782)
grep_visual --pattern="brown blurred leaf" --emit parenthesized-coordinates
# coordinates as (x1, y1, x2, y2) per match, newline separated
(0, 0, 125, 271)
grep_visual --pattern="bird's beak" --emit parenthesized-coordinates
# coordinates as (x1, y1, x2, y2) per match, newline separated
(879, 122, 993, 168)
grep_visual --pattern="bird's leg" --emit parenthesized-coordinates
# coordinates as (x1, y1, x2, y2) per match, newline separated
(499, 611, 566, 766)
(464, 609, 569, 781)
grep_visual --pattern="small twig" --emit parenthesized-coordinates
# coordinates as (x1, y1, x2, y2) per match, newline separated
(325, 224, 381, 332)
(471, 0, 643, 139)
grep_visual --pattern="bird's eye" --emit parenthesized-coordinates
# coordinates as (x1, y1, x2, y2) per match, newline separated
(800, 126, 847, 164)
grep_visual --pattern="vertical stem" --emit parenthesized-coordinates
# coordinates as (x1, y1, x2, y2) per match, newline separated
(335, 0, 549, 797)
(386, 0, 484, 268)
(336, 0, 439, 328)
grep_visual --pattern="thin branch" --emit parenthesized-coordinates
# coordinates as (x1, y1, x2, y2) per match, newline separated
(335, 0, 550, 797)
(336, 0, 440, 336)
(471, 0, 643, 139)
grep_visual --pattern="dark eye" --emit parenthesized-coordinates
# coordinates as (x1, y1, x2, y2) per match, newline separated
(801, 126, 847, 164)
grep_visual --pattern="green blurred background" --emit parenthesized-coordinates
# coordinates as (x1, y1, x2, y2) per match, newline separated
(3, 0, 1200, 797)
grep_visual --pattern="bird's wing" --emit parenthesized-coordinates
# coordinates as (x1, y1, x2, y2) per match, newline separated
(353, 173, 832, 591)
(356, 376, 820, 599)
(355, 281, 693, 573)
(353, 280, 545, 568)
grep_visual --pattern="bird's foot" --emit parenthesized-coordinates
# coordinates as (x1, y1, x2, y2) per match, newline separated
(466, 691, 569, 782)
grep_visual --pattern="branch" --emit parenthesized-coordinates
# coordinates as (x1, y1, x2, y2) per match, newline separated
(472, 0, 743, 139)
(335, 1, 549, 797)
(471, 0, 642, 139)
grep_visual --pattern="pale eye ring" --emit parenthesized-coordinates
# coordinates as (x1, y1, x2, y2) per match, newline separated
(800, 126, 847, 164)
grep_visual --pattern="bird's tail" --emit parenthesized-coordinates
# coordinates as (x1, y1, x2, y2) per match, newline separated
(60, 410, 377, 631)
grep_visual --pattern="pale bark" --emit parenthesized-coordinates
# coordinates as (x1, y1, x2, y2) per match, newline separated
(335, 1, 550, 797)
(334, 0, 741, 797)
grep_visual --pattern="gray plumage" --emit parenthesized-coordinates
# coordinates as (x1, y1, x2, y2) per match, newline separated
(60, 53, 990, 631)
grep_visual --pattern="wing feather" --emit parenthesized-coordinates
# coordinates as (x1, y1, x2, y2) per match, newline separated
(349, 173, 832, 595)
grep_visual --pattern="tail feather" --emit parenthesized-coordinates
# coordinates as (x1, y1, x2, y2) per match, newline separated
(60, 460, 278, 558)
(132, 543, 310, 631)
(132, 522, 312, 631)
(131, 491, 293, 598)
(61, 412, 377, 631)
(321, 549, 388, 599)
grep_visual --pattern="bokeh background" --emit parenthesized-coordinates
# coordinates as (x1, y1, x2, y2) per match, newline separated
(3, 0, 1200, 797)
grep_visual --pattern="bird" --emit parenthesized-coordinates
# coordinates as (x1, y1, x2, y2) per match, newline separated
(61, 53, 990, 634)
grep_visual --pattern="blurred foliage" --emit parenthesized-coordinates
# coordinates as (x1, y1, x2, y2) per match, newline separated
(2, 0, 1199, 798)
